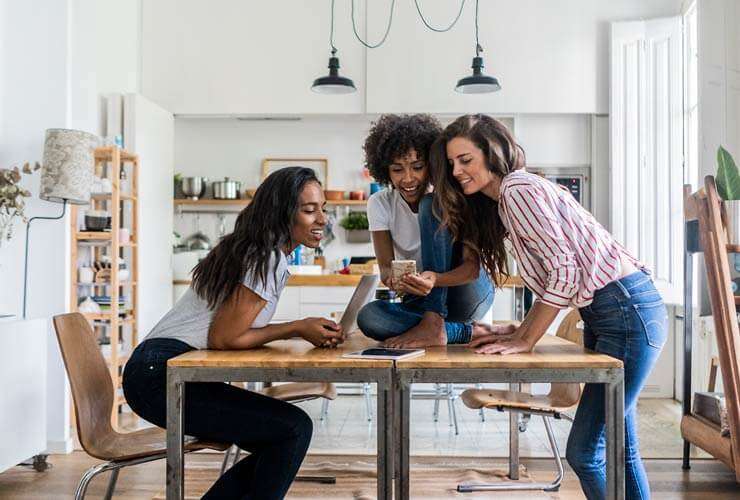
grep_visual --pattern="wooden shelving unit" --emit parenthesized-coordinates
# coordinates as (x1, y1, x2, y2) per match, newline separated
(70, 146, 139, 430)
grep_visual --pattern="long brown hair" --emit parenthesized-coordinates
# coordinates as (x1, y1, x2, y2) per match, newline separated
(430, 114, 525, 286)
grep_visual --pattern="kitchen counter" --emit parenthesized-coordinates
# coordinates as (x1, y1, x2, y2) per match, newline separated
(173, 274, 523, 288)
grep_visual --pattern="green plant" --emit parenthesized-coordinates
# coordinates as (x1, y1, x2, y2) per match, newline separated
(339, 211, 369, 231)
(716, 146, 740, 200)
(0, 162, 40, 244)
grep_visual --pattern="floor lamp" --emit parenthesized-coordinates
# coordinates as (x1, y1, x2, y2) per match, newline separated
(22, 128, 98, 319)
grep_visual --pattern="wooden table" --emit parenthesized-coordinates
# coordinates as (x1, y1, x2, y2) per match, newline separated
(165, 333, 395, 500)
(394, 335, 625, 500)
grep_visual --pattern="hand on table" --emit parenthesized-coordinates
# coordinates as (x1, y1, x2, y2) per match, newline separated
(297, 317, 345, 348)
(469, 323, 532, 355)
(396, 271, 436, 296)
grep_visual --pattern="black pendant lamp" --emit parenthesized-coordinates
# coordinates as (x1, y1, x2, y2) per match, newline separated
(455, 0, 501, 94)
(312, 0, 356, 94)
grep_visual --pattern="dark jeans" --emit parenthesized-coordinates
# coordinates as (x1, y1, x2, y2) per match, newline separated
(358, 194, 494, 343)
(122, 338, 313, 500)
(568, 271, 667, 500)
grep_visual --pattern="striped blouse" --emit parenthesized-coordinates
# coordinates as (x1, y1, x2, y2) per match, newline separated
(498, 170, 643, 309)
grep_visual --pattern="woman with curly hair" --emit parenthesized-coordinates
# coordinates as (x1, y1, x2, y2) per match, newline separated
(431, 114, 667, 499)
(357, 114, 497, 347)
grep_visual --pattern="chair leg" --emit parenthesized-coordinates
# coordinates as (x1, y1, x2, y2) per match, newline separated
(103, 468, 120, 500)
(457, 413, 564, 492)
(232, 447, 242, 468)
(475, 384, 486, 422)
(433, 384, 441, 422)
(75, 462, 117, 500)
(363, 383, 373, 422)
(447, 385, 459, 435)
(220, 445, 235, 476)
(320, 398, 330, 421)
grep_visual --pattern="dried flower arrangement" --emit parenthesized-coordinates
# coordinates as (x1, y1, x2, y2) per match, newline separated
(0, 162, 40, 244)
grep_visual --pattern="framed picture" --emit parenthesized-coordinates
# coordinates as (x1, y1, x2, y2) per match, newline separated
(261, 157, 330, 188)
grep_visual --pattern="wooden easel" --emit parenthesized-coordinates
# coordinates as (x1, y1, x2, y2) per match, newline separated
(682, 176, 740, 481)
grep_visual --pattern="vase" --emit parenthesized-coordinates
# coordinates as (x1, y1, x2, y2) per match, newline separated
(346, 229, 370, 243)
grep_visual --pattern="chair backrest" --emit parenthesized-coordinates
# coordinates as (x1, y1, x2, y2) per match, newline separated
(549, 309, 584, 407)
(694, 176, 740, 475)
(53, 312, 116, 458)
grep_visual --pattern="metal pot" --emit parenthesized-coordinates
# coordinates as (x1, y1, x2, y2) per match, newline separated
(181, 177, 207, 200)
(183, 231, 211, 251)
(212, 177, 239, 200)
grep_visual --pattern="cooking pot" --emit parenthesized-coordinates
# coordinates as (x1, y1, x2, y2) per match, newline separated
(213, 177, 239, 200)
(181, 177, 207, 200)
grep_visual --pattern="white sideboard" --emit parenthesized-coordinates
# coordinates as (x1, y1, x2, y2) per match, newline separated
(0, 317, 47, 472)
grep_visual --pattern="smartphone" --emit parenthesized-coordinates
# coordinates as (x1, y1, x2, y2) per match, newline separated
(391, 259, 417, 282)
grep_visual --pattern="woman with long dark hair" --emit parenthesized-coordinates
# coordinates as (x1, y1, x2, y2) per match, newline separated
(122, 167, 343, 499)
(430, 115, 667, 499)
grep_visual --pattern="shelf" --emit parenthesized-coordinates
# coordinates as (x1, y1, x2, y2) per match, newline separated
(76, 231, 112, 240)
(77, 281, 137, 287)
(81, 312, 134, 322)
(727, 244, 740, 253)
(91, 193, 137, 201)
(174, 198, 368, 208)
(94, 146, 138, 163)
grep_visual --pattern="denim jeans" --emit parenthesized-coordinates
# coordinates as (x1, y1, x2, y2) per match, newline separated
(122, 338, 313, 500)
(567, 271, 667, 500)
(358, 194, 494, 343)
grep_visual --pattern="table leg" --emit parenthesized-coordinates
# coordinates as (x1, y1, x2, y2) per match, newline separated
(166, 368, 184, 500)
(397, 379, 411, 500)
(605, 375, 625, 499)
(377, 379, 393, 500)
(509, 383, 520, 480)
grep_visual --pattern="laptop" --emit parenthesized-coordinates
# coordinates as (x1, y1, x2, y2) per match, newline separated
(338, 274, 380, 333)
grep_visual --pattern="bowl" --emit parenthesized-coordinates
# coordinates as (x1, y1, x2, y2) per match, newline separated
(324, 189, 345, 201)
(243, 188, 258, 199)
(84, 213, 109, 231)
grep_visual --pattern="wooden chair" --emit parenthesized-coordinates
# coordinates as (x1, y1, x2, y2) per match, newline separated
(458, 309, 584, 492)
(682, 177, 740, 482)
(52, 313, 228, 500)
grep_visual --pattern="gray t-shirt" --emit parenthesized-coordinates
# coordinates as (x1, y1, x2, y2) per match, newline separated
(145, 252, 290, 349)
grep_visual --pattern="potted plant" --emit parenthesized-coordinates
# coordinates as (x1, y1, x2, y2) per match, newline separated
(0, 162, 39, 246)
(715, 146, 740, 246)
(339, 211, 370, 243)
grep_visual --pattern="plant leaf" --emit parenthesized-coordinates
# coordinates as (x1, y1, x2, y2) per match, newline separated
(716, 146, 740, 200)
(22, 162, 31, 174)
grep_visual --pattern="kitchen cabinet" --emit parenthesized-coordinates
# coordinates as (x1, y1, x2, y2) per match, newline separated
(141, 0, 366, 115)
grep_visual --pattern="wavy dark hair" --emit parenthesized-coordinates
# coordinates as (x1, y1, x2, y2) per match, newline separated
(191, 167, 320, 309)
(430, 114, 526, 287)
(363, 114, 442, 185)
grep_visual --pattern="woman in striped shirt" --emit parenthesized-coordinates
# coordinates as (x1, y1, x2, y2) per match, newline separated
(430, 114, 667, 500)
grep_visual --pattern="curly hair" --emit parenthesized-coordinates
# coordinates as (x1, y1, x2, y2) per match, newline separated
(363, 114, 442, 185)
(430, 114, 526, 287)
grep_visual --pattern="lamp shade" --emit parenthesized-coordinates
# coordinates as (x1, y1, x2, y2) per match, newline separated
(40, 128, 98, 205)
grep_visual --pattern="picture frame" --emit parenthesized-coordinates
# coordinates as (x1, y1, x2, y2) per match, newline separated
(261, 157, 330, 188)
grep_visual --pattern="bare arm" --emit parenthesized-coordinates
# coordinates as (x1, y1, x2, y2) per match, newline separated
(433, 246, 481, 287)
(400, 246, 482, 296)
(208, 285, 343, 350)
(371, 230, 395, 288)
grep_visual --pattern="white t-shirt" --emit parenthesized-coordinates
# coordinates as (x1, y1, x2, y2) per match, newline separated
(367, 188, 422, 269)
(145, 251, 290, 349)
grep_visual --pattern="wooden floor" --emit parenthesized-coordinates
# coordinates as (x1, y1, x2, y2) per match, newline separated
(0, 452, 737, 499)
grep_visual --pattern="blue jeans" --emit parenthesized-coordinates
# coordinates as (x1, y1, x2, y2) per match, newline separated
(358, 194, 494, 344)
(567, 271, 667, 500)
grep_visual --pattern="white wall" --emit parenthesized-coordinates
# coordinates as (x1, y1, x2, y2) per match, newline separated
(0, 0, 140, 453)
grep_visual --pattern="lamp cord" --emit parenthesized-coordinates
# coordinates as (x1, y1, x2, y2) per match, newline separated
(351, 0, 395, 49)
(475, 0, 482, 56)
(414, 0, 465, 33)
(329, 0, 337, 55)
(22, 200, 68, 319)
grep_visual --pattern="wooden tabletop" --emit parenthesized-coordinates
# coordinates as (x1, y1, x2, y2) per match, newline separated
(168, 331, 391, 369)
(396, 335, 622, 369)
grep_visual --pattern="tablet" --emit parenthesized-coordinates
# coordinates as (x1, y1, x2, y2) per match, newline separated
(342, 347, 425, 360)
